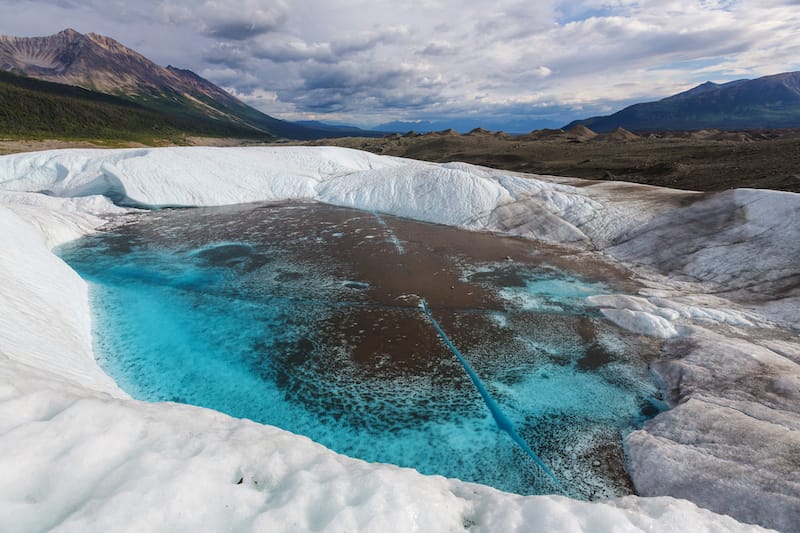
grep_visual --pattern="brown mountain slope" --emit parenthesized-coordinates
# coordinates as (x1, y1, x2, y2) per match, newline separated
(1, 29, 238, 103)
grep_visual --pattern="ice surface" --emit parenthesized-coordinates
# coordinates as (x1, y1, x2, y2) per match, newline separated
(0, 147, 609, 243)
(0, 146, 795, 531)
(607, 188, 800, 312)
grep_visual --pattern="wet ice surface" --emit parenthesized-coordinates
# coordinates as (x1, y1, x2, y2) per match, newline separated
(58, 202, 663, 499)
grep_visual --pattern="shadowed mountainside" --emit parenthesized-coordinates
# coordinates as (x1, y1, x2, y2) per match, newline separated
(566, 71, 800, 132)
(0, 70, 279, 143)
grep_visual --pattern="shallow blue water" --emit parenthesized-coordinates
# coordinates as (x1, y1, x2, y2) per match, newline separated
(58, 203, 663, 499)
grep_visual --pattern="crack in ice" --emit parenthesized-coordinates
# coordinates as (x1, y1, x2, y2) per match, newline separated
(371, 211, 406, 254)
(419, 298, 562, 490)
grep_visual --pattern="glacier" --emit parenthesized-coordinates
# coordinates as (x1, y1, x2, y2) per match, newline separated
(0, 146, 798, 532)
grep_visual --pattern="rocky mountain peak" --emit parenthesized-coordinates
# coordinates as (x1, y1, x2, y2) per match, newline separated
(0, 29, 228, 99)
(58, 28, 82, 38)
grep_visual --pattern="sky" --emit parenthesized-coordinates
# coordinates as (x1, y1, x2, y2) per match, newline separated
(2, 0, 800, 131)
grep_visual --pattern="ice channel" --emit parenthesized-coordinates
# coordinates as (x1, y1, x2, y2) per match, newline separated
(57, 202, 664, 499)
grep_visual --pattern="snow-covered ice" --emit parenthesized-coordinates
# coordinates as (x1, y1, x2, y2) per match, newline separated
(1, 146, 797, 532)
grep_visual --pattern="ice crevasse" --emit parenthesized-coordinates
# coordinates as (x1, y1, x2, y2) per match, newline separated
(1, 146, 798, 532)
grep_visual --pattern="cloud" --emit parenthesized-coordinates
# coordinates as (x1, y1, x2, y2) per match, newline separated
(160, 0, 288, 40)
(249, 26, 409, 65)
(199, 0, 288, 39)
(418, 41, 458, 56)
(329, 25, 410, 56)
(299, 62, 411, 91)
(255, 58, 449, 118)
(251, 37, 334, 63)
(198, 66, 258, 87)
(203, 42, 250, 66)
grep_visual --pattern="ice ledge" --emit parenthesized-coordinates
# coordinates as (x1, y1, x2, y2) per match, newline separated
(625, 328, 800, 532)
(627, 396, 799, 533)
(1, 380, 761, 532)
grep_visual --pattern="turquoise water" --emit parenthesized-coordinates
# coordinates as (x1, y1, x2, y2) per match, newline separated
(57, 203, 663, 499)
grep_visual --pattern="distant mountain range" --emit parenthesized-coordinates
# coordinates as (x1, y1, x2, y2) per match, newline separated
(566, 71, 800, 132)
(0, 29, 383, 140)
(293, 120, 389, 136)
(374, 118, 564, 134)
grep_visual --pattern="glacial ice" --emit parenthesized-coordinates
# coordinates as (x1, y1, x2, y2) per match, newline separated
(0, 146, 797, 531)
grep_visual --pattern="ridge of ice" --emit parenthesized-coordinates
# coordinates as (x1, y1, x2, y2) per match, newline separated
(1, 146, 796, 531)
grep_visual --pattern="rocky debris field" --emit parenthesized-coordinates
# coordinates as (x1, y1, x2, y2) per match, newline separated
(303, 127, 800, 193)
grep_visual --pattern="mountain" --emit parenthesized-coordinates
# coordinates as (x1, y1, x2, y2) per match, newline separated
(565, 71, 800, 132)
(375, 117, 564, 134)
(374, 120, 441, 133)
(294, 120, 389, 136)
(0, 69, 280, 142)
(0, 29, 376, 140)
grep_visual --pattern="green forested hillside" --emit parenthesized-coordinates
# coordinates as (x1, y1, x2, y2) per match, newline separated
(0, 71, 273, 143)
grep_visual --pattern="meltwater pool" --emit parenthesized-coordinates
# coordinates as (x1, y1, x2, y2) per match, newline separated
(57, 202, 664, 499)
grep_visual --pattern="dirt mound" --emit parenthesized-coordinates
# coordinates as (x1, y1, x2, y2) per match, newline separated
(688, 129, 721, 140)
(710, 131, 755, 142)
(429, 128, 459, 137)
(565, 125, 598, 140)
(519, 128, 567, 140)
(596, 127, 639, 141)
